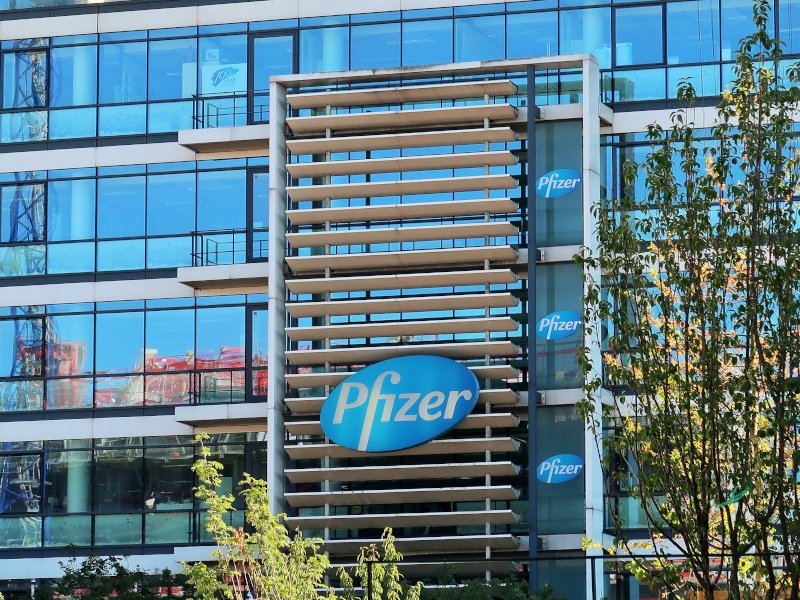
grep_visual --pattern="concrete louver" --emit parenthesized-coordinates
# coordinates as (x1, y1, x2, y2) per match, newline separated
(286, 79, 518, 109)
(286, 103, 518, 135)
(285, 221, 519, 248)
(286, 509, 519, 530)
(284, 413, 520, 436)
(285, 150, 517, 178)
(285, 126, 517, 154)
(281, 76, 525, 559)
(285, 461, 520, 483)
(286, 173, 518, 202)
(286, 197, 519, 225)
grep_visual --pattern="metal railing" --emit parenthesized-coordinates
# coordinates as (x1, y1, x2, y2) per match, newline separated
(191, 229, 268, 266)
(192, 90, 269, 128)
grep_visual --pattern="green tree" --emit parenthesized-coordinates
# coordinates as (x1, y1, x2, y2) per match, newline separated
(184, 435, 329, 600)
(579, 2, 800, 600)
(185, 436, 421, 600)
(339, 529, 421, 600)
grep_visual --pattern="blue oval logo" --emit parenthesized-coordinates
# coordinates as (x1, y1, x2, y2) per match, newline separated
(536, 169, 582, 198)
(320, 355, 479, 453)
(536, 310, 582, 340)
(537, 454, 584, 484)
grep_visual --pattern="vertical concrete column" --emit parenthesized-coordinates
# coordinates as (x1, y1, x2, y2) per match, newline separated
(71, 45, 94, 106)
(267, 78, 288, 513)
(71, 179, 94, 240)
(581, 56, 605, 600)
(65, 440, 89, 513)
(321, 28, 345, 72)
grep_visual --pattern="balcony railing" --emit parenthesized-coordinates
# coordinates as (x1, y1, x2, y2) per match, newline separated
(192, 90, 269, 128)
(191, 229, 268, 266)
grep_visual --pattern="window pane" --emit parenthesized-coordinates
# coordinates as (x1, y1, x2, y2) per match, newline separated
(667, 1, 720, 64)
(145, 309, 194, 371)
(147, 172, 195, 235)
(722, 0, 764, 61)
(1, 181, 45, 243)
(507, 11, 558, 59)
(780, 0, 800, 54)
(148, 100, 193, 133)
(199, 35, 247, 96)
(97, 176, 145, 238)
(3, 46, 47, 109)
(197, 170, 246, 231)
(98, 104, 146, 136)
(0, 517, 41, 547)
(147, 237, 192, 269)
(49, 107, 97, 140)
(615, 6, 663, 66)
(402, 20, 453, 66)
(455, 15, 504, 62)
(612, 68, 666, 102)
(300, 27, 349, 73)
(47, 179, 95, 241)
(351, 23, 400, 70)
(99, 42, 147, 103)
(560, 8, 611, 68)
(0, 318, 44, 376)
(94, 442, 143, 515)
(0, 112, 47, 143)
(667, 64, 720, 98)
(45, 515, 91, 546)
(0, 454, 42, 513)
(48, 314, 94, 376)
(0, 380, 44, 411)
(148, 38, 197, 101)
(97, 239, 145, 271)
(50, 45, 97, 107)
(47, 242, 95, 274)
(44, 444, 91, 513)
(95, 311, 144, 373)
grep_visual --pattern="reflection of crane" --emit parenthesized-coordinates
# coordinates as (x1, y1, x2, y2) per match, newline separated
(0, 43, 54, 525)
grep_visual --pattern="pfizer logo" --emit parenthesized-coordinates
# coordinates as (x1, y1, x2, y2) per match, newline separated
(537, 169, 581, 198)
(537, 454, 584, 484)
(536, 310, 581, 340)
(320, 355, 479, 453)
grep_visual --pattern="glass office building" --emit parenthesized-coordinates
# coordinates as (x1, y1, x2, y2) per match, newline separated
(0, 0, 797, 598)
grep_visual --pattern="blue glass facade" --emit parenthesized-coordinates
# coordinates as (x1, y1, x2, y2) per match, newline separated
(0, 0, 786, 597)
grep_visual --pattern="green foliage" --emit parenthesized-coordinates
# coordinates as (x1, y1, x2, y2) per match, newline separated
(185, 435, 424, 600)
(578, 2, 800, 600)
(184, 434, 330, 600)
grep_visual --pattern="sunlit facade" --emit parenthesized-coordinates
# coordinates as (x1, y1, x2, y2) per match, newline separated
(0, 1, 798, 599)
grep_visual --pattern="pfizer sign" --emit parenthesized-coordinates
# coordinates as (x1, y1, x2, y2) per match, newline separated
(537, 454, 584, 484)
(536, 310, 582, 340)
(537, 169, 582, 198)
(320, 355, 479, 453)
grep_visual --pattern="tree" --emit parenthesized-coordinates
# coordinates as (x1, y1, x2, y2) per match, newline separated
(185, 436, 420, 600)
(579, 2, 800, 600)
(339, 529, 421, 600)
(184, 435, 330, 600)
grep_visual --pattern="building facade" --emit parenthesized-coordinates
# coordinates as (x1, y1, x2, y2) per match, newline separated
(0, 1, 797, 599)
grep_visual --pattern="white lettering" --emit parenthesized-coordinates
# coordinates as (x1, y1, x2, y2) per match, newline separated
(419, 391, 446, 421)
(395, 393, 420, 421)
(358, 371, 400, 452)
(333, 382, 368, 423)
(444, 389, 473, 419)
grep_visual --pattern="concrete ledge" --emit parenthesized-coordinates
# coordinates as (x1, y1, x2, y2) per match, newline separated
(178, 124, 270, 153)
(177, 262, 269, 290)
(175, 402, 268, 426)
